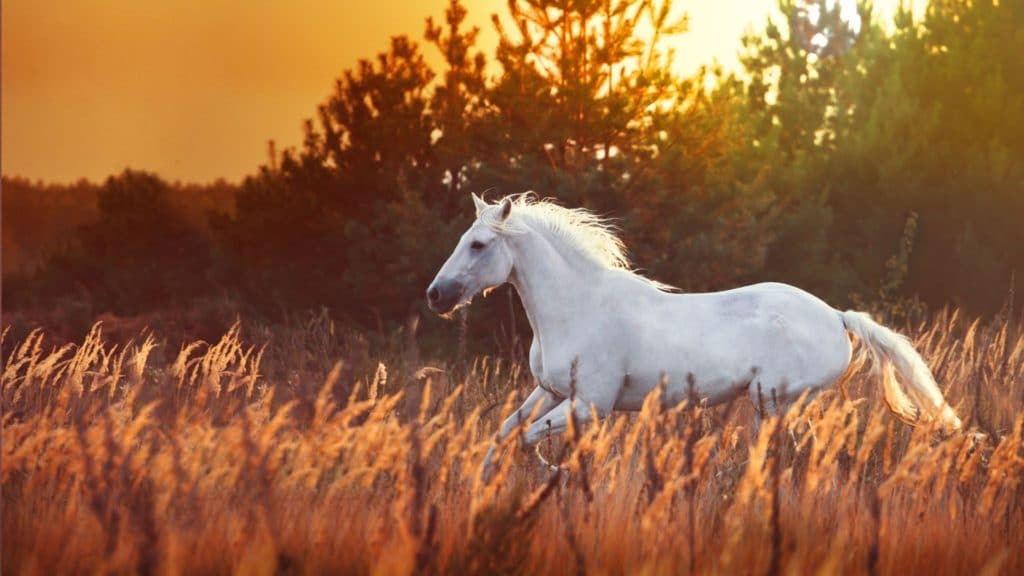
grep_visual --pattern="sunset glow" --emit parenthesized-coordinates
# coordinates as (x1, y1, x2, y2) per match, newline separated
(3, 0, 925, 182)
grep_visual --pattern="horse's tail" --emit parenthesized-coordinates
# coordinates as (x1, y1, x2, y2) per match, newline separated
(839, 309, 962, 433)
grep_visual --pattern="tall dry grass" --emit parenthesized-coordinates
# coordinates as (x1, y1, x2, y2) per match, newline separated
(2, 309, 1022, 575)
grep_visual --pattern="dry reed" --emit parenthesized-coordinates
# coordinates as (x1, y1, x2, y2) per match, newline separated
(2, 310, 1022, 575)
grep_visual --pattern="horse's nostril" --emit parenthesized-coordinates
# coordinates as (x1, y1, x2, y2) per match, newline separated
(428, 287, 440, 303)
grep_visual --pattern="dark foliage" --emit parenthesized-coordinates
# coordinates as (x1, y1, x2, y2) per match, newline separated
(3, 0, 1022, 349)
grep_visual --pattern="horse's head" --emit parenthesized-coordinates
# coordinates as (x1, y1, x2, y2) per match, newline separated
(427, 193, 515, 315)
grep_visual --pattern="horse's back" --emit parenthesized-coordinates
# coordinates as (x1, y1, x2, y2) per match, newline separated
(615, 281, 851, 406)
(691, 281, 847, 355)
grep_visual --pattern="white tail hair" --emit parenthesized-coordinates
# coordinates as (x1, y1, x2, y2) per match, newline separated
(840, 310, 962, 433)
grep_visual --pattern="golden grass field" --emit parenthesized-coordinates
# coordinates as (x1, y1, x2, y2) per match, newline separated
(2, 309, 1022, 575)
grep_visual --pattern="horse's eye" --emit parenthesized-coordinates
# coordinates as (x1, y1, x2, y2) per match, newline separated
(470, 241, 486, 251)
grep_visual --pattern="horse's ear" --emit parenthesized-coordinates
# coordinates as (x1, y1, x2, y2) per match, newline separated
(471, 192, 488, 216)
(498, 197, 512, 222)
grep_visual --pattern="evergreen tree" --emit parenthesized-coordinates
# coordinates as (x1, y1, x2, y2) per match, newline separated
(76, 170, 211, 314)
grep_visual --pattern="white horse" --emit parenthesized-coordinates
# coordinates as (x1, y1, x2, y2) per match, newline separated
(427, 193, 962, 472)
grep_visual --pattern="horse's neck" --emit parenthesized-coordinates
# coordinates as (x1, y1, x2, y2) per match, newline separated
(507, 227, 604, 341)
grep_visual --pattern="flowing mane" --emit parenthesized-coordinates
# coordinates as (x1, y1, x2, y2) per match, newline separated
(479, 193, 675, 292)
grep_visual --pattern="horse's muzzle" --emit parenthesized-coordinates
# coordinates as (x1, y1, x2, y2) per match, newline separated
(427, 279, 464, 315)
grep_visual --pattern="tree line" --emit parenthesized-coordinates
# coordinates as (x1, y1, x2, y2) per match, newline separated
(4, 0, 1022, 348)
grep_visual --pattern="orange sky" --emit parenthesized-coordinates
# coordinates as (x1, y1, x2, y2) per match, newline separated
(1, 1, 924, 183)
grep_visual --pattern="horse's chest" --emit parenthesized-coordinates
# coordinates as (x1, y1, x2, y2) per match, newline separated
(530, 358, 561, 397)
(529, 342, 572, 397)
(532, 340, 621, 398)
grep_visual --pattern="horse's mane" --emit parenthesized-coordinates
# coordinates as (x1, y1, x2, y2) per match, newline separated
(479, 193, 676, 292)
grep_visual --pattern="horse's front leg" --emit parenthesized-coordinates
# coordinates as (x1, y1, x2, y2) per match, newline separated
(522, 365, 621, 450)
(522, 396, 609, 448)
(481, 386, 560, 480)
